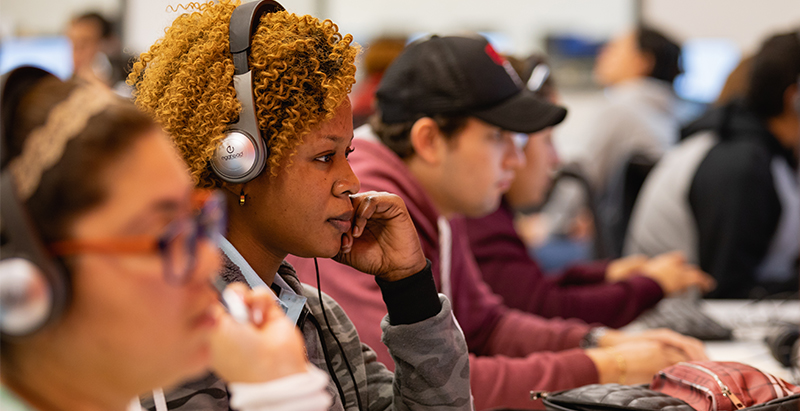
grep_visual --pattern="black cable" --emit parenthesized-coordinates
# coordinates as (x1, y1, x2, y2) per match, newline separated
(315, 257, 364, 411)
(307, 314, 347, 406)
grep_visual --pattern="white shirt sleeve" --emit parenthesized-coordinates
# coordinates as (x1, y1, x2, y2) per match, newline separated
(228, 367, 332, 411)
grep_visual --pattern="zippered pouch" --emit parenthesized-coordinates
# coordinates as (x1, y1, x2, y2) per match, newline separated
(650, 361, 800, 411)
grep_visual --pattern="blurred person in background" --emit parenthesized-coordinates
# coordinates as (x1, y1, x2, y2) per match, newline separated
(714, 55, 753, 107)
(465, 54, 714, 329)
(538, 26, 683, 265)
(0, 67, 329, 411)
(67, 12, 134, 92)
(583, 25, 683, 192)
(351, 36, 406, 128)
(626, 30, 800, 299)
(67, 12, 114, 87)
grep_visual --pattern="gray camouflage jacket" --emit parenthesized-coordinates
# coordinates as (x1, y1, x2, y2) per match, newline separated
(142, 254, 472, 411)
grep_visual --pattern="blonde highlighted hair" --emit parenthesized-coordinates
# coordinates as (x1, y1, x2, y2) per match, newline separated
(128, 0, 358, 187)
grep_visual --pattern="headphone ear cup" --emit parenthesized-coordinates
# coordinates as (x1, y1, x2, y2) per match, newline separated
(211, 129, 267, 183)
(0, 174, 69, 339)
(0, 258, 54, 336)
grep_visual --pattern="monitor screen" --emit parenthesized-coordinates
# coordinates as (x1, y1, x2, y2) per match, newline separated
(673, 38, 741, 104)
(0, 36, 73, 79)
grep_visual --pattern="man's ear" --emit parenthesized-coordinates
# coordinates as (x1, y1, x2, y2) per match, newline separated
(637, 51, 656, 78)
(409, 117, 446, 165)
(783, 82, 800, 116)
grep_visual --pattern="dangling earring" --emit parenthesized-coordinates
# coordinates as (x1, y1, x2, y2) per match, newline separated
(239, 188, 246, 206)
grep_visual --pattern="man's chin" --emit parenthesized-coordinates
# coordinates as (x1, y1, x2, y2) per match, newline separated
(465, 200, 502, 219)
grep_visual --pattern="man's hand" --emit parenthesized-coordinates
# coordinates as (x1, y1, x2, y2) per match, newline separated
(598, 328, 708, 361)
(606, 254, 648, 282)
(587, 341, 691, 384)
(636, 251, 716, 295)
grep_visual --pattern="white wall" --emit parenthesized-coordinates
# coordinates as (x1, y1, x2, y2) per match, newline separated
(643, 0, 800, 55)
(326, 0, 634, 54)
(5, 0, 799, 56)
(124, 0, 318, 55)
(122, 0, 634, 56)
(0, 0, 120, 36)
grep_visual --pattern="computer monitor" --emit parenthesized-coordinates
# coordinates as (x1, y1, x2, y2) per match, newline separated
(673, 38, 741, 104)
(0, 36, 73, 79)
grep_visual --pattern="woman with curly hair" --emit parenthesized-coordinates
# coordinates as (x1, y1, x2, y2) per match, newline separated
(128, 1, 471, 410)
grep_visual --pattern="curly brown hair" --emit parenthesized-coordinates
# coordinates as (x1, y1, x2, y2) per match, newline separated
(128, 0, 357, 188)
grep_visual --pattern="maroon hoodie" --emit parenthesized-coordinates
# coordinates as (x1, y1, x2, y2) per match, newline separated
(465, 201, 664, 328)
(288, 129, 599, 410)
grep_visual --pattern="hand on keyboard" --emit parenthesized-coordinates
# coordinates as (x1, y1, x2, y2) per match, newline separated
(598, 328, 708, 361)
(635, 251, 716, 295)
(637, 298, 734, 341)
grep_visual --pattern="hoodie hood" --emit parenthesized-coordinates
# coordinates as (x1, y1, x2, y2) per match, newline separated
(351, 125, 443, 250)
(681, 101, 796, 168)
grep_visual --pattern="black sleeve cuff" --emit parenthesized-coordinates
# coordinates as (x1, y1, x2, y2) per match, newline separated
(375, 259, 441, 325)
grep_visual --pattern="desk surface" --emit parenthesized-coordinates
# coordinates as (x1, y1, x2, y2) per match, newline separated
(697, 299, 797, 382)
(624, 299, 799, 382)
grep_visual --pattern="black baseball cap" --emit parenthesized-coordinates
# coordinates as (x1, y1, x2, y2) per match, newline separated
(376, 35, 567, 134)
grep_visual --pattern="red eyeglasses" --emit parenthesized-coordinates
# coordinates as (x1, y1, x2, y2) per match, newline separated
(49, 190, 226, 284)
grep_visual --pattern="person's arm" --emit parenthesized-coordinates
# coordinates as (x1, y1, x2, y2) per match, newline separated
(551, 261, 609, 285)
(469, 350, 597, 410)
(466, 210, 662, 328)
(481, 308, 589, 357)
(377, 266, 472, 411)
(689, 143, 780, 298)
(307, 264, 472, 411)
(228, 368, 331, 411)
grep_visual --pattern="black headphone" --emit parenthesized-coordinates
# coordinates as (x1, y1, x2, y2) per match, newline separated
(0, 66, 71, 338)
(209, 0, 284, 183)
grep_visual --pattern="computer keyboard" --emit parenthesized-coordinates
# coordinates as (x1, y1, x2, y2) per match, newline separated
(636, 297, 734, 341)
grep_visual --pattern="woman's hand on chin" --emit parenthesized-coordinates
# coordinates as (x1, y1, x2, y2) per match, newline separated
(334, 191, 427, 282)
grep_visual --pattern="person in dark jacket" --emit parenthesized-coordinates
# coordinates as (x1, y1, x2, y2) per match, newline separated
(626, 30, 800, 299)
(465, 54, 715, 328)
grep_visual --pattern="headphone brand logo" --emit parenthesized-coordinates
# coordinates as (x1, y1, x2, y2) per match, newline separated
(226, 145, 235, 154)
(221, 152, 244, 161)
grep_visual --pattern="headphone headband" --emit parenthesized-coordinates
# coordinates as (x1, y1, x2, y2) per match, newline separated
(229, 0, 284, 75)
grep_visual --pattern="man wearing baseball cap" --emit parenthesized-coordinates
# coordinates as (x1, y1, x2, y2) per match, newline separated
(288, 35, 706, 410)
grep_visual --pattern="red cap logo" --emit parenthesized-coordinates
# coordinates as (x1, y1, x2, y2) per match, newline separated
(484, 43, 505, 66)
(485, 43, 524, 87)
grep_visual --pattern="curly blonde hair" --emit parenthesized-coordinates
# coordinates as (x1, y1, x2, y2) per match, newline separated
(128, 0, 357, 188)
